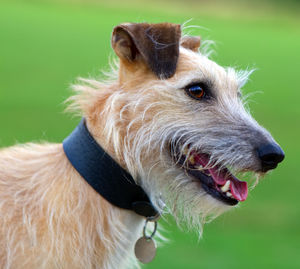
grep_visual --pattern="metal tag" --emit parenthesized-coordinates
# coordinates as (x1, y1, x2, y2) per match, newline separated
(134, 236, 157, 264)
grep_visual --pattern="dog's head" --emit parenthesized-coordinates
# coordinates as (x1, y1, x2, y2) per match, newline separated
(75, 22, 284, 230)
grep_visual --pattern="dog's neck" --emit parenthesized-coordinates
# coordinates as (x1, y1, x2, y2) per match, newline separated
(63, 119, 159, 219)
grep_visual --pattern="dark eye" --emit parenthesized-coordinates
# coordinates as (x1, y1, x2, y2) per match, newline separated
(185, 84, 205, 100)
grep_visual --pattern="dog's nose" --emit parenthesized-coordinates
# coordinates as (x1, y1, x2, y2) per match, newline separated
(257, 143, 285, 172)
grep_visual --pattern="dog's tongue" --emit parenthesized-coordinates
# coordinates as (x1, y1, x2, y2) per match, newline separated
(193, 153, 248, 201)
(208, 167, 248, 201)
(229, 176, 248, 201)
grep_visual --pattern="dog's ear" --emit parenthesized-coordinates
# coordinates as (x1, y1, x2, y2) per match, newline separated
(111, 23, 181, 79)
(181, 36, 201, 52)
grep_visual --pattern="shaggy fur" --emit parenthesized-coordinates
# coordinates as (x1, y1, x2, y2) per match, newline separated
(0, 143, 143, 269)
(0, 23, 281, 268)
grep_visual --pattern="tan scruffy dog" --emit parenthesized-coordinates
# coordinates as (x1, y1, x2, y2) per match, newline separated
(0, 22, 284, 269)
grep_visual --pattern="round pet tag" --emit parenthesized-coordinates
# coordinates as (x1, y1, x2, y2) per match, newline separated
(134, 236, 157, 264)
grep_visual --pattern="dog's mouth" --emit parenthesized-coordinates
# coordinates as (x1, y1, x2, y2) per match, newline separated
(171, 145, 248, 206)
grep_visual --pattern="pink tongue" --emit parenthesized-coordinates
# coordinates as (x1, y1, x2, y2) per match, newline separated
(209, 168, 227, 185)
(229, 176, 248, 201)
(193, 153, 248, 202)
(210, 168, 248, 201)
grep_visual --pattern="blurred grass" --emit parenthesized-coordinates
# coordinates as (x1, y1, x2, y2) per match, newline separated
(0, 0, 300, 268)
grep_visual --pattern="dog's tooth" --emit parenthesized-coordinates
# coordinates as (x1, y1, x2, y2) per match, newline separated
(226, 192, 233, 197)
(195, 164, 203, 170)
(221, 180, 230, 192)
(189, 155, 195, 165)
(183, 147, 189, 155)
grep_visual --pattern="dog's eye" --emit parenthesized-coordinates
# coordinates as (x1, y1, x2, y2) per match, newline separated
(185, 84, 205, 100)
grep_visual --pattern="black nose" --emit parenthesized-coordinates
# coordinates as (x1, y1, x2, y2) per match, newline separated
(257, 143, 285, 172)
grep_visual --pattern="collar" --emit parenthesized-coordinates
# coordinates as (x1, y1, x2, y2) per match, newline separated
(62, 119, 159, 219)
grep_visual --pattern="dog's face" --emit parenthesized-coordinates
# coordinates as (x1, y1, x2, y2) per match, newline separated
(89, 23, 284, 229)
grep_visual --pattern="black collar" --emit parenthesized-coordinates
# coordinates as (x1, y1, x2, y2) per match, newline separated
(63, 119, 159, 219)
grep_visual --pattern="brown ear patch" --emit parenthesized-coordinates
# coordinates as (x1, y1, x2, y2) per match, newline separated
(112, 27, 138, 61)
(112, 23, 181, 79)
(181, 36, 201, 52)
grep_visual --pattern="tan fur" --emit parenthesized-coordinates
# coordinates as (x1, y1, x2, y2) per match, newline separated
(0, 144, 142, 268)
(0, 22, 282, 268)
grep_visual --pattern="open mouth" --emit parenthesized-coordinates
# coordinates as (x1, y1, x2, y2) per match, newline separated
(172, 146, 248, 206)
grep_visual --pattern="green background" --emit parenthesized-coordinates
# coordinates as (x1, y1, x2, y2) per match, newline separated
(0, 0, 299, 268)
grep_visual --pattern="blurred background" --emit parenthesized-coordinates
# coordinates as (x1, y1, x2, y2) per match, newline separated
(0, 0, 299, 268)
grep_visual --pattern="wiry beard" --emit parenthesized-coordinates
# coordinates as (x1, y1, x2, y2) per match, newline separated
(116, 91, 264, 234)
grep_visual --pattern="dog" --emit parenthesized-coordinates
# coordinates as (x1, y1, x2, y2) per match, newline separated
(0, 22, 284, 268)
